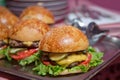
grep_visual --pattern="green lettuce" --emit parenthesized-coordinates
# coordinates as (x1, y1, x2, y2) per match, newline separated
(32, 51, 65, 76)
(19, 50, 40, 66)
(69, 65, 89, 72)
(33, 63, 65, 76)
(87, 46, 103, 67)
(0, 47, 11, 61)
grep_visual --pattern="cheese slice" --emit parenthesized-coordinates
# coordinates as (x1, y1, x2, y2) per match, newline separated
(57, 53, 87, 67)
(23, 41, 33, 46)
(3, 39, 8, 43)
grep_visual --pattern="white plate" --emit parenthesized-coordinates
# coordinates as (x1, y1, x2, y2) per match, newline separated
(9, 7, 68, 16)
(52, 10, 68, 16)
(7, 4, 68, 11)
(7, 0, 67, 7)
(8, 5, 68, 12)
(54, 15, 66, 22)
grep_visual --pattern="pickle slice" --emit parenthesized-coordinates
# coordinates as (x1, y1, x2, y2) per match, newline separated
(49, 53, 68, 61)
(10, 48, 26, 54)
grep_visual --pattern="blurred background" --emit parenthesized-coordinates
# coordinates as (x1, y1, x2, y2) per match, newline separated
(0, 0, 120, 80)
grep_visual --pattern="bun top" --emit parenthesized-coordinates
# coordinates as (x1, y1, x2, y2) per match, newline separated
(10, 19, 50, 41)
(0, 6, 10, 13)
(0, 6, 19, 29)
(39, 25, 89, 53)
(0, 22, 8, 40)
(20, 6, 55, 24)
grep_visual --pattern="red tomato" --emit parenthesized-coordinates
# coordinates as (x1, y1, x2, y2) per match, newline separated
(11, 49, 38, 60)
(81, 53, 92, 65)
(1, 45, 7, 49)
(43, 61, 51, 65)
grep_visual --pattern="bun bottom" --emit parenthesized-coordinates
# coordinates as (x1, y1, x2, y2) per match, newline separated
(59, 69, 82, 75)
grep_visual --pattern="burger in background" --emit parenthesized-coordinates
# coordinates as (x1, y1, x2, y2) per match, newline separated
(9, 19, 50, 66)
(20, 6, 55, 24)
(0, 6, 19, 29)
(0, 22, 9, 59)
(33, 25, 103, 76)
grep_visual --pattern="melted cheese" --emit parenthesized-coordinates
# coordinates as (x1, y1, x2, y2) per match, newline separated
(57, 53, 87, 67)
(3, 39, 8, 43)
(23, 41, 33, 46)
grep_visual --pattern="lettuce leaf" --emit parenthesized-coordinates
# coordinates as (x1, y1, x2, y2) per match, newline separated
(87, 46, 103, 67)
(19, 50, 40, 66)
(69, 65, 89, 72)
(33, 63, 65, 76)
(0, 47, 11, 61)
(0, 49, 5, 58)
(32, 51, 65, 76)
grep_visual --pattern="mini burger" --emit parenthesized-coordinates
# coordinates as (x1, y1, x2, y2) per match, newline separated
(0, 22, 9, 59)
(33, 25, 103, 76)
(0, 6, 19, 29)
(9, 19, 50, 66)
(20, 6, 54, 24)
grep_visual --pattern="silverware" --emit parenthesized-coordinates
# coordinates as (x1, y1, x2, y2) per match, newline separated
(65, 15, 109, 45)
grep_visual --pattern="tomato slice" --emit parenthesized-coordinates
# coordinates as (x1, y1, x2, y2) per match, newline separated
(81, 53, 92, 65)
(43, 61, 51, 65)
(11, 49, 38, 60)
(0, 45, 7, 49)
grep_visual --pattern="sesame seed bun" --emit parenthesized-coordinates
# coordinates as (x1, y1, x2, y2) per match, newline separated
(10, 19, 50, 41)
(20, 6, 54, 24)
(39, 25, 89, 53)
(0, 22, 8, 40)
(0, 6, 19, 29)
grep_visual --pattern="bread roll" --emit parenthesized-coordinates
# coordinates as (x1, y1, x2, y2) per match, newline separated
(20, 6, 54, 24)
(10, 19, 50, 41)
(39, 25, 89, 53)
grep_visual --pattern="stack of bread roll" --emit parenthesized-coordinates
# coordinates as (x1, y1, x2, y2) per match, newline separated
(6, 0, 68, 22)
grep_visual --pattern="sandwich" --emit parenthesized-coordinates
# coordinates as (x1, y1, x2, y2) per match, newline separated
(9, 19, 50, 66)
(20, 6, 55, 24)
(0, 22, 9, 59)
(33, 25, 103, 76)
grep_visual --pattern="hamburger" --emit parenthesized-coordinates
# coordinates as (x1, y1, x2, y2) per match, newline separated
(0, 22, 9, 59)
(20, 6, 55, 24)
(33, 26, 103, 76)
(0, 6, 19, 29)
(9, 19, 50, 66)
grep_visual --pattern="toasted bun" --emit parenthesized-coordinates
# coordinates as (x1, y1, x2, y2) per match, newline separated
(0, 6, 10, 13)
(10, 19, 50, 41)
(0, 6, 19, 29)
(39, 26, 89, 53)
(20, 6, 55, 24)
(59, 69, 81, 75)
(0, 22, 8, 40)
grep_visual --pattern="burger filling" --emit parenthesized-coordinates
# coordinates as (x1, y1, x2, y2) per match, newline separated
(0, 39, 8, 48)
(0, 39, 40, 65)
(48, 52, 88, 67)
(33, 46, 104, 76)
(0, 39, 9, 59)
(9, 39, 39, 48)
